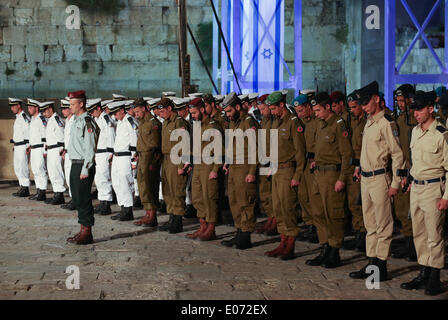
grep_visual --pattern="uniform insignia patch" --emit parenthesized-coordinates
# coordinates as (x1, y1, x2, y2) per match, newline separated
(393, 130, 399, 137)
(128, 117, 138, 129)
(153, 126, 158, 130)
(55, 115, 64, 127)
(104, 114, 111, 126)
(39, 114, 47, 126)
(342, 131, 348, 137)
(88, 128, 93, 133)
(297, 126, 303, 133)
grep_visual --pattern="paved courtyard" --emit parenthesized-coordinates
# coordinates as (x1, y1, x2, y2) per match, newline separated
(0, 183, 447, 300)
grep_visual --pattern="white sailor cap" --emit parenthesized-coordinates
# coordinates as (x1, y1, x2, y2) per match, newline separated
(9, 98, 23, 106)
(188, 93, 204, 98)
(172, 97, 190, 110)
(60, 99, 71, 108)
(113, 93, 128, 101)
(238, 94, 249, 103)
(162, 91, 177, 98)
(108, 100, 126, 113)
(213, 95, 225, 104)
(26, 98, 40, 107)
(39, 101, 55, 111)
(86, 98, 102, 112)
(143, 97, 153, 102)
(147, 98, 161, 109)
(248, 93, 259, 103)
(101, 99, 113, 109)
(123, 99, 136, 110)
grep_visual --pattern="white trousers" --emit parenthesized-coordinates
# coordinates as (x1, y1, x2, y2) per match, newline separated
(133, 171, 139, 197)
(13, 145, 30, 187)
(111, 155, 134, 207)
(30, 147, 47, 190)
(64, 153, 72, 197)
(94, 153, 113, 202)
(47, 148, 66, 193)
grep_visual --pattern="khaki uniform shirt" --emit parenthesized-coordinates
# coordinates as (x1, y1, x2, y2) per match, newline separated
(195, 116, 223, 173)
(360, 110, 405, 189)
(271, 112, 306, 181)
(351, 116, 367, 161)
(410, 119, 448, 199)
(315, 114, 353, 184)
(162, 112, 190, 169)
(301, 115, 318, 159)
(211, 111, 226, 131)
(137, 113, 162, 153)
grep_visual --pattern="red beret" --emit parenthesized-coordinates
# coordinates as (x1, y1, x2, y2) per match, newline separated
(257, 94, 270, 104)
(68, 90, 86, 99)
(188, 97, 205, 109)
(330, 91, 345, 102)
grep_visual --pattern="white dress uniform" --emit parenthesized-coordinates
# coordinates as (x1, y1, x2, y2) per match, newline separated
(111, 113, 137, 208)
(94, 111, 116, 202)
(29, 113, 48, 190)
(63, 115, 74, 196)
(12, 110, 30, 187)
(46, 113, 66, 193)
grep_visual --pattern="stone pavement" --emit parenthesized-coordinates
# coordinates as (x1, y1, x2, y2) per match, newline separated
(0, 183, 447, 300)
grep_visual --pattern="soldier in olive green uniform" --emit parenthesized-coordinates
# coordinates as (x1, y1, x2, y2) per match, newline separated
(263, 92, 306, 260)
(400, 91, 447, 296)
(293, 94, 321, 244)
(306, 92, 353, 268)
(392, 84, 418, 261)
(132, 98, 162, 227)
(342, 91, 367, 252)
(221, 92, 259, 250)
(255, 94, 277, 235)
(157, 98, 191, 234)
(331, 91, 351, 129)
(186, 98, 223, 241)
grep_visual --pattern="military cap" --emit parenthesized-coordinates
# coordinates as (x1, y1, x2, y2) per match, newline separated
(188, 93, 204, 99)
(108, 100, 126, 113)
(162, 91, 177, 98)
(60, 99, 71, 108)
(356, 81, 379, 105)
(143, 97, 153, 102)
(238, 94, 249, 103)
(266, 91, 284, 106)
(222, 92, 241, 108)
(409, 91, 436, 110)
(435, 86, 447, 97)
(330, 91, 345, 102)
(39, 101, 55, 111)
(311, 92, 332, 107)
(292, 94, 309, 107)
(157, 97, 175, 109)
(133, 98, 147, 108)
(188, 97, 205, 109)
(113, 93, 127, 101)
(147, 98, 161, 109)
(213, 95, 225, 104)
(281, 90, 289, 98)
(301, 89, 315, 95)
(171, 97, 189, 110)
(26, 98, 40, 107)
(203, 93, 215, 104)
(248, 93, 259, 103)
(438, 91, 448, 108)
(101, 99, 113, 110)
(86, 98, 102, 112)
(257, 94, 269, 104)
(68, 90, 86, 99)
(346, 90, 361, 103)
(8, 98, 23, 106)
(394, 84, 415, 98)
(379, 91, 385, 100)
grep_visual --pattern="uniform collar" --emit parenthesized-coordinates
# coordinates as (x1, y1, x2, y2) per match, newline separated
(416, 118, 437, 135)
(16, 111, 24, 118)
(369, 110, 385, 123)
(323, 113, 337, 127)
(168, 112, 177, 122)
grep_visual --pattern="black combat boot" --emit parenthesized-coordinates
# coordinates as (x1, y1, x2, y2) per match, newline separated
(349, 257, 378, 279)
(184, 204, 197, 218)
(168, 215, 183, 234)
(425, 267, 443, 296)
(36, 189, 46, 201)
(235, 231, 252, 250)
(342, 230, 360, 251)
(307, 225, 319, 244)
(356, 232, 366, 252)
(13, 186, 30, 197)
(376, 258, 388, 282)
(47, 192, 65, 205)
(323, 246, 341, 268)
(306, 243, 330, 266)
(133, 196, 143, 209)
(100, 201, 112, 215)
(159, 214, 174, 232)
(94, 201, 104, 214)
(28, 189, 40, 200)
(221, 229, 241, 247)
(400, 266, 431, 290)
(111, 206, 133, 221)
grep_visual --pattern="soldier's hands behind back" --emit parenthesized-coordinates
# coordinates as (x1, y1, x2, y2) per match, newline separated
(209, 171, 218, 180)
(245, 174, 256, 183)
(436, 198, 448, 211)
(290, 179, 299, 188)
(334, 180, 345, 192)
(388, 187, 398, 198)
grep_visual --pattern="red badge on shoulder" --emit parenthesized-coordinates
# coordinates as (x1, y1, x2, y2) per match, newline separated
(153, 126, 158, 130)
(342, 131, 348, 137)
(297, 126, 303, 133)
(88, 128, 92, 133)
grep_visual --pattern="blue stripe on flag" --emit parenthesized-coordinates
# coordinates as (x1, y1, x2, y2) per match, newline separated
(274, 0, 281, 91)
(227, 0, 231, 93)
(253, 0, 259, 92)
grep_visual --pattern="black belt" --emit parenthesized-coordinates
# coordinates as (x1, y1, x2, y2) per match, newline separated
(114, 152, 131, 157)
(47, 144, 61, 149)
(315, 164, 341, 172)
(31, 144, 44, 149)
(129, 146, 137, 152)
(71, 159, 84, 164)
(361, 168, 391, 178)
(97, 148, 113, 154)
(414, 177, 446, 185)
(11, 140, 29, 146)
(306, 152, 315, 160)
(350, 158, 360, 167)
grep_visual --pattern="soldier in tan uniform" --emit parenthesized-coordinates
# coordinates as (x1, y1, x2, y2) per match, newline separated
(392, 84, 418, 261)
(263, 91, 306, 260)
(157, 98, 191, 234)
(220, 92, 259, 250)
(342, 91, 367, 252)
(306, 92, 353, 268)
(132, 98, 162, 227)
(293, 94, 321, 244)
(400, 91, 447, 296)
(349, 81, 405, 281)
(254, 94, 277, 236)
(185, 98, 223, 241)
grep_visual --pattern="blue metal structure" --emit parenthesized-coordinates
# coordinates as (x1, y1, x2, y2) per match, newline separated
(385, 0, 448, 107)
(217, 0, 302, 95)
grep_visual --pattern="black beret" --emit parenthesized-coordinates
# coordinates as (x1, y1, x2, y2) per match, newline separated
(356, 81, 379, 104)
(310, 92, 331, 107)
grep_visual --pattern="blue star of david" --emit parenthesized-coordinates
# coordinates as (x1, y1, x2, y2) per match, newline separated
(261, 48, 273, 60)
(245, 51, 250, 60)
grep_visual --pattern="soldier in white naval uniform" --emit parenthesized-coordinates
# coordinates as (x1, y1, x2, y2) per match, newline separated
(9, 98, 30, 197)
(27, 98, 48, 201)
(60, 99, 76, 210)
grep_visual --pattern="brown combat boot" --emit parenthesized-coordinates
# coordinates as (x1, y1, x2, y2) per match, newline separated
(199, 222, 216, 241)
(255, 217, 272, 234)
(67, 225, 83, 243)
(76, 225, 93, 245)
(265, 217, 279, 236)
(186, 218, 207, 239)
(133, 210, 158, 227)
(280, 236, 296, 260)
(264, 234, 287, 257)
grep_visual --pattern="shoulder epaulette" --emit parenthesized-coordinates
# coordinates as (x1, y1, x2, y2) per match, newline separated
(104, 114, 111, 126)
(22, 113, 30, 124)
(210, 120, 215, 124)
(384, 113, 395, 122)
(85, 116, 94, 130)
(39, 114, 47, 126)
(128, 117, 138, 129)
(55, 115, 64, 127)
(436, 125, 447, 134)
(150, 117, 156, 121)
(336, 117, 349, 137)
